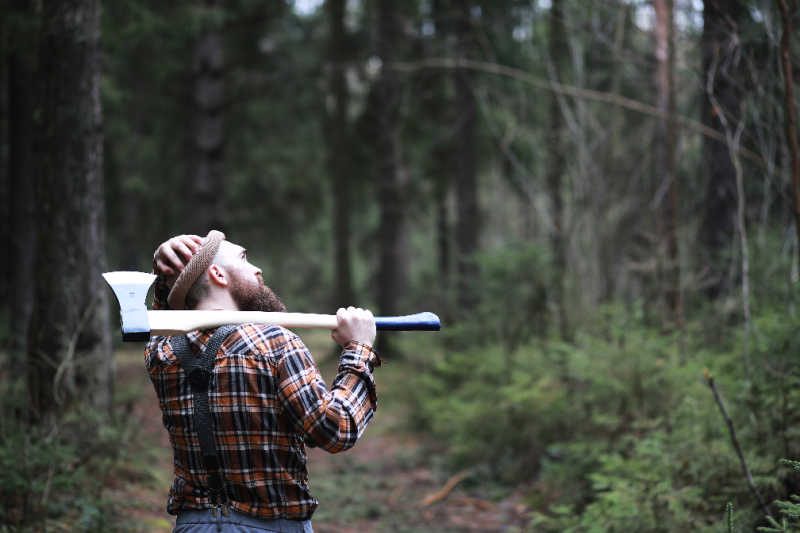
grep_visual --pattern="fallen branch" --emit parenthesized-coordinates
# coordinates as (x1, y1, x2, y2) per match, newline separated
(703, 368, 772, 518)
(418, 472, 470, 508)
(451, 496, 495, 511)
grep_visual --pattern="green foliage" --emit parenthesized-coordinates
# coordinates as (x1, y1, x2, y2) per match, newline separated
(414, 281, 800, 532)
(474, 243, 551, 350)
(436, 243, 551, 350)
(0, 380, 141, 532)
(757, 460, 800, 533)
(411, 243, 554, 481)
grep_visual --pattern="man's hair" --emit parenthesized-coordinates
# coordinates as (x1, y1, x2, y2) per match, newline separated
(183, 248, 232, 310)
(184, 273, 211, 310)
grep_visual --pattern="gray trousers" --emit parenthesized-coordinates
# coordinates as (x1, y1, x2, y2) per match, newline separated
(174, 509, 313, 533)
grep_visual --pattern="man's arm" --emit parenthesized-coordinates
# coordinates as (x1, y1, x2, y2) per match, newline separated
(278, 308, 380, 453)
(145, 235, 206, 369)
(151, 234, 204, 309)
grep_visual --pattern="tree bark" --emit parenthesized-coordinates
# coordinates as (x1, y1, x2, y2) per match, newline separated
(28, 0, 112, 418)
(452, 0, 479, 313)
(375, 0, 409, 321)
(435, 154, 451, 298)
(653, 0, 682, 327)
(326, 0, 355, 308)
(187, 0, 226, 233)
(777, 0, 800, 248)
(0, 20, 8, 311)
(7, 4, 38, 379)
(431, 0, 452, 306)
(699, 0, 746, 299)
(548, 0, 572, 341)
(598, 3, 630, 304)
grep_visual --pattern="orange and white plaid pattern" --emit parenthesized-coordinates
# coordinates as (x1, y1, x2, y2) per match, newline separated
(145, 278, 380, 520)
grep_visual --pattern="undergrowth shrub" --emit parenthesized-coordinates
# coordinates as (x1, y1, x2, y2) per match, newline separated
(0, 377, 140, 532)
(757, 460, 800, 532)
(413, 278, 800, 531)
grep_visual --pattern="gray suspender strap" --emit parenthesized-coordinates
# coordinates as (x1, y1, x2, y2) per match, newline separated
(171, 325, 238, 509)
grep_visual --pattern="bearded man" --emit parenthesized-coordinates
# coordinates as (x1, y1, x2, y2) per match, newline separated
(146, 230, 380, 533)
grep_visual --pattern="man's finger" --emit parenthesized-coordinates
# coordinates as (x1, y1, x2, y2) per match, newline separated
(188, 234, 204, 243)
(185, 235, 203, 252)
(156, 260, 176, 277)
(174, 240, 195, 262)
(161, 246, 185, 271)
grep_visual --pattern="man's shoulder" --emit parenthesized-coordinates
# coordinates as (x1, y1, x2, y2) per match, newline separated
(223, 323, 303, 358)
(145, 324, 302, 366)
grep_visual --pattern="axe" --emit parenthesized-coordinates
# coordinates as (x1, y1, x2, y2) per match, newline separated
(103, 271, 441, 341)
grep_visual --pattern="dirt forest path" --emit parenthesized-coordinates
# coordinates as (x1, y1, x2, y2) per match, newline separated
(109, 332, 532, 532)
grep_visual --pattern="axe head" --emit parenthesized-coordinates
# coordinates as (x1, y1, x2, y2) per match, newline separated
(102, 271, 155, 341)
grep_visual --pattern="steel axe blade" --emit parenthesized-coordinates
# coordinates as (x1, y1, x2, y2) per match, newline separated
(102, 271, 156, 341)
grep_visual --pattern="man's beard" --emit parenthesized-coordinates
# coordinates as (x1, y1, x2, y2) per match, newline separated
(229, 274, 286, 313)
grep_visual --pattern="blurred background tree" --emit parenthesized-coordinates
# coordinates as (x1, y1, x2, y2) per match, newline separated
(1, 0, 799, 530)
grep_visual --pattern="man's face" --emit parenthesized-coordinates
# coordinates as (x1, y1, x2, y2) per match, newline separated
(218, 241, 286, 313)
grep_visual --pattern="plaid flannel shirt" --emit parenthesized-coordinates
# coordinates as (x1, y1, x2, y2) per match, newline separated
(144, 275, 380, 520)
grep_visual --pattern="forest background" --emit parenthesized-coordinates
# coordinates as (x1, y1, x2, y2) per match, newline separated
(1, 0, 800, 531)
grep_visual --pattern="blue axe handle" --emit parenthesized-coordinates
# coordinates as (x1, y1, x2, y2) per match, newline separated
(374, 312, 440, 331)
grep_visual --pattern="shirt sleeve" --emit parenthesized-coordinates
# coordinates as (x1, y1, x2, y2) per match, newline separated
(277, 335, 381, 453)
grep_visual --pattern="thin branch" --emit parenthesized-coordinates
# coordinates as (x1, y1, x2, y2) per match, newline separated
(471, 84, 538, 203)
(389, 57, 765, 168)
(706, 47, 752, 368)
(52, 299, 97, 405)
(703, 368, 772, 519)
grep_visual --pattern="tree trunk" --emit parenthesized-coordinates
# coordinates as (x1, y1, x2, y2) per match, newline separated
(8, 13, 38, 379)
(777, 0, 800, 248)
(548, 0, 572, 341)
(375, 0, 409, 322)
(326, 0, 355, 308)
(598, 3, 630, 303)
(653, 0, 682, 327)
(452, 0, 479, 314)
(28, 0, 111, 418)
(435, 155, 451, 299)
(699, 0, 745, 299)
(0, 22, 8, 311)
(425, 0, 453, 318)
(187, 0, 226, 233)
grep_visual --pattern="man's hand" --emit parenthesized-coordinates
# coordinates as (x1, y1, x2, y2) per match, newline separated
(331, 306, 376, 348)
(153, 234, 205, 276)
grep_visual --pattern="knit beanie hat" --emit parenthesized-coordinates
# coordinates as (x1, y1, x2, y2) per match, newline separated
(167, 229, 226, 310)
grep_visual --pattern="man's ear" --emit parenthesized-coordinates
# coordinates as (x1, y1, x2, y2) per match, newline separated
(207, 264, 229, 287)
